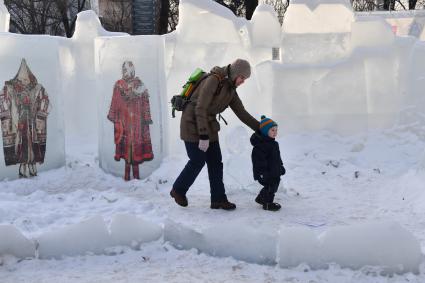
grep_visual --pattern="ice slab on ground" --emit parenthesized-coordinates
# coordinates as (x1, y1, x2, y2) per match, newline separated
(0, 0, 9, 32)
(164, 219, 205, 251)
(0, 225, 35, 258)
(279, 226, 322, 268)
(320, 221, 422, 274)
(279, 221, 422, 273)
(110, 214, 162, 247)
(36, 216, 112, 259)
(203, 221, 277, 265)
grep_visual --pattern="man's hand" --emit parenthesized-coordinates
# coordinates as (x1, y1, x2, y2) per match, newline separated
(199, 139, 209, 152)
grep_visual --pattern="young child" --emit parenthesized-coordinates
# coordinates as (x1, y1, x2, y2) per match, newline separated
(250, 115, 285, 211)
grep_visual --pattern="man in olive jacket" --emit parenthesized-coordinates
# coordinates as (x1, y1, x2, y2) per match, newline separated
(170, 59, 260, 210)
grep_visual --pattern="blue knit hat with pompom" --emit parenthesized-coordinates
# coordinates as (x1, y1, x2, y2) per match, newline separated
(259, 115, 277, 136)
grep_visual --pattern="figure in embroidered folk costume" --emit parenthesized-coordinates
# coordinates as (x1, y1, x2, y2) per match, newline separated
(0, 59, 50, 178)
(107, 61, 154, 181)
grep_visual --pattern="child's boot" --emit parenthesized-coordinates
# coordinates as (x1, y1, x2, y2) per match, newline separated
(263, 202, 281, 211)
(255, 194, 264, 205)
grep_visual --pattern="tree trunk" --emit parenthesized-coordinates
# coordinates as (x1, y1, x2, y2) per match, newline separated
(245, 0, 258, 20)
(383, 0, 395, 10)
(159, 0, 170, 34)
(409, 0, 417, 9)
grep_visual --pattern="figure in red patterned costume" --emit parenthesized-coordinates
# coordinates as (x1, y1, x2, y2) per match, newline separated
(107, 61, 154, 181)
(0, 59, 50, 178)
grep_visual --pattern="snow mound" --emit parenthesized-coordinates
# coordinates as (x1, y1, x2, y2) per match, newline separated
(0, 225, 35, 258)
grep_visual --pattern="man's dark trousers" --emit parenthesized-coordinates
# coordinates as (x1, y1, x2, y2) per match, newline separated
(173, 141, 226, 202)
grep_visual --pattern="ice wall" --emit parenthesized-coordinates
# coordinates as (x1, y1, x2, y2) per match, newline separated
(253, 0, 418, 135)
(95, 35, 166, 179)
(0, 34, 65, 180)
(356, 10, 425, 37)
(166, 0, 261, 154)
(248, 4, 281, 63)
(0, 0, 9, 32)
(281, 0, 354, 64)
(64, 11, 126, 146)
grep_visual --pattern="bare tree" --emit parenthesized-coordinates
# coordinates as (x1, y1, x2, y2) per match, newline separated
(260, 0, 289, 24)
(168, 0, 179, 32)
(351, 0, 377, 11)
(245, 0, 258, 20)
(159, 0, 170, 34)
(5, 0, 90, 37)
(54, 0, 89, 37)
(100, 0, 132, 33)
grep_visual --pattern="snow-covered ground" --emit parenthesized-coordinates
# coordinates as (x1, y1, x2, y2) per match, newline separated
(2, 122, 425, 282)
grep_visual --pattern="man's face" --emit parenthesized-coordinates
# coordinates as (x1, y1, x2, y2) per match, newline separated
(234, 75, 246, 87)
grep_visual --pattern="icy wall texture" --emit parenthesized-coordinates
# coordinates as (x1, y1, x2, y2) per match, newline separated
(0, 0, 9, 32)
(0, 0, 425, 173)
(0, 34, 66, 180)
(96, 36, 166, 180)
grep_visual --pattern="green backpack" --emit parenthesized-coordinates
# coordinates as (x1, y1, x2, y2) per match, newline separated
(170, 68, 223, 118)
